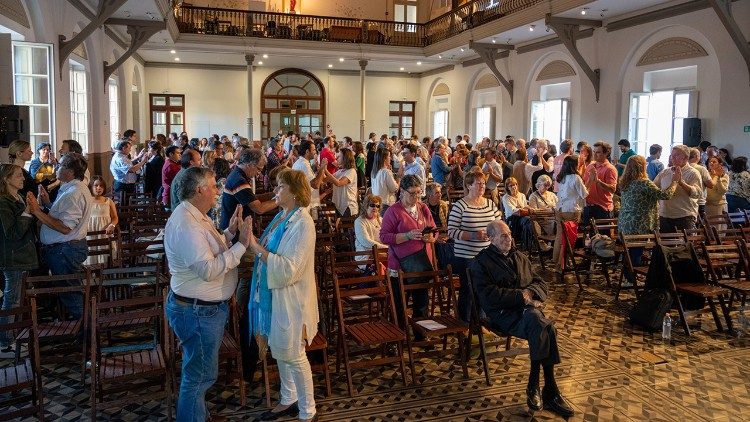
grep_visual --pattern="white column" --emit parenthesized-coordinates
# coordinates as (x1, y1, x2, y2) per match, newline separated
(359, 59, 368, 142)
(245, 53, 255, 142)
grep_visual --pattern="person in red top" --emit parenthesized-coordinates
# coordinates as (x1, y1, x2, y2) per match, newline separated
(319, 136, 338, 174)
(161, 145, 182, 206)
(582, 141, 618, 227)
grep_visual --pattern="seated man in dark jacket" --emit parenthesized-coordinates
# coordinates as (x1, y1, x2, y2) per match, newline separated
(468, 220, 573, 417)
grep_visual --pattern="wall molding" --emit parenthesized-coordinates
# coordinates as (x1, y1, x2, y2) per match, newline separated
(432, 82, 450, 96)
(0, 0, 29, 28)
(637, 37, 708, 66)
(536, 60, 576, 80)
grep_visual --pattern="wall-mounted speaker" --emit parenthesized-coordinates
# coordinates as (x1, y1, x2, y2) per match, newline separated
(683, 118, 701, 148)
(0, 105, 30, 147)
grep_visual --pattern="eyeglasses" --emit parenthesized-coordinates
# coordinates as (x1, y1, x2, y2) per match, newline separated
(369, 203, 381, 209)
(405, 190, 423, 197)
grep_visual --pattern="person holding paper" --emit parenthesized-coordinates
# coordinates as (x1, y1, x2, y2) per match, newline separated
(468, 220, 573, 418)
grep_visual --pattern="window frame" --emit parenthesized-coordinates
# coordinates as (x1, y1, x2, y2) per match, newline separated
(394, 0, 418, 33)
(389, 101, 415, 140)
(108, 77, 120, 147)
(149, 94, 186, 139)
(69, 61, 89, 149)
(628, 89, 698, 156)
(12, 41, 55, 151)
(474, 106, 494, 140)
(529, 99, 570, 147)
(432, 109, 449, 139)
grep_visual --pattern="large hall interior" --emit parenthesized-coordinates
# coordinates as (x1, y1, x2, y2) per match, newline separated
(1, 0, 750, 421)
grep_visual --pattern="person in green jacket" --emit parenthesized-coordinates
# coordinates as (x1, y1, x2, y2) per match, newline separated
(0, 164, 39, 354)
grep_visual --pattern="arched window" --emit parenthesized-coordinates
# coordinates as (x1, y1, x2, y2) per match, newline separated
(261, 69, 325, 140)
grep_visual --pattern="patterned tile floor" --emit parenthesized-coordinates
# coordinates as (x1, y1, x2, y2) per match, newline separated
(5, 264, 750, 421)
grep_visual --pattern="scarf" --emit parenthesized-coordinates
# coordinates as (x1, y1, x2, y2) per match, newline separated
(248, 207, 299, 359)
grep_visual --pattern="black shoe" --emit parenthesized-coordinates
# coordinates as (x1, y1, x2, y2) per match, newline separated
(542, 390, 574, 418)
(258, 402, 299, 421)
(526, 387, 542, 412)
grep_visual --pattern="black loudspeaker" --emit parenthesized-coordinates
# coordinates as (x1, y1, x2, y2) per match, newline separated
(0, 104, 30, 147)
(683, 118, 701, 147)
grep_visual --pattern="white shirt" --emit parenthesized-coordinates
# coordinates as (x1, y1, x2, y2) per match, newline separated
(40, 179, 92, 245)
(403, 160, 426, 194)
(372, 168, 399, 205)
(332, 168, 358, 215)
(292, 157, 320, 207)
(502, 192, 528, 218)
(556, 174, 588, 213)
(165, 201, 247, 301)
(482, 160, 504, 190)
(654, 164, 702, 219)
(691, 163, 711, 206)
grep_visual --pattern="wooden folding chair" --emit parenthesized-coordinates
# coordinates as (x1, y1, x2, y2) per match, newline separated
(725, 239, 750, 308)
(561, 222, 586, 289)
(528, 210, 556, 270)
(84, 228, 120, 268)
(590, 217, 622, 287)
(655, 237, 732, 336)
(701, 213, 731, 232)
(89, 295, 172, 420)
(0, 299, 44, 421)
(465, 269, 527, 386)
(701, 242, 750, 310)
(396, 267, 469, 383)
(618, 233, 657, 300)
(332, 271, 409, 396)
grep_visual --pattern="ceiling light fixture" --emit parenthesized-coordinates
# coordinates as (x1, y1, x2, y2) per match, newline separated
(174, 57, 180, 61)
(529, 25, 535, 32)
(339, 57, 344, 62)
(581, 8, 588, 15)
(170, 50, 176, 54)
(460, 47, 465, 52)
(258, 61, 263, 65)
(262, 54, 268, 59)
(491, 38, 496, 43)
(417, 61, 422, 65)
(328, 64, 333, 68)
(438, 54, 442, 59)
(400, 67, 405, 71)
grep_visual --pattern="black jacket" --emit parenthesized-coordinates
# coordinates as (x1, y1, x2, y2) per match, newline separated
(468, 245, 548, 322)
(0, 195, 39, 270)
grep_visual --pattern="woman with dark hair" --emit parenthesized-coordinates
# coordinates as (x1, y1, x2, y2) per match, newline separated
(325, 148, 358, 217)
(0, 164, 38, 354)
(726, 156, 750, 212)
(553, 156, 588, 268)
(144, 140, 165, 200)
(85, 176, 119, 266)
(353, 141, 366, 189)
(705, 156, 729, 226)
(719, 148, 733, 170)
(371, 147, 399, 215)
(380, 174, 437, 326)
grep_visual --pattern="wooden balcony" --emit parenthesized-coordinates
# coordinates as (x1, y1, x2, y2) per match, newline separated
(174, 0, 540, 48)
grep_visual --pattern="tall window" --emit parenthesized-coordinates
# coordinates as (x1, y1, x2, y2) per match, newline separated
(475, 106, 494, 140)
(12, 42, 54, 150)
(628, 90, 697, 157)
(395, 0, 417, 33)
(433, 110, 448, 139)
(108, 78, 120, 145)
(69, 62, 88, 147)
(389, 101, 415, 139)
(261, 70, 325, 141)
(150, 94, 185, 138)
(530, 99, 570, 146)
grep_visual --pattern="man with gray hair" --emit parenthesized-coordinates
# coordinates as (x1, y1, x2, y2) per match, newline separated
(654, 144, 702, 232)
(220, 149, 277, 231)
(468, 219, 573, 418)
(689, 147, 714, 219)
(164, 167, 253, 421)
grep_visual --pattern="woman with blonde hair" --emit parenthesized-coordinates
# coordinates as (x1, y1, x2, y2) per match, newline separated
(618, 155, 678, 284)
(247, 168, 319, 422)
(325, 147, 358, 217)
(354, 194, 387, 271)
(7, 140, 36, 196)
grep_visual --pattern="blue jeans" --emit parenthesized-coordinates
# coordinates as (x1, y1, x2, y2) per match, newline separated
(452, 256, 471, 322)
(165, 292, 228, 422)
(0, 270, 23, 347)
(41, 239, 87, 319)
(726, 194, 750, 213)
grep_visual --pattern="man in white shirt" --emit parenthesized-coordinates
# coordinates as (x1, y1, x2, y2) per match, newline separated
(654, 145, 702, 232)
(29, 152, 92, 319)
(400, 143, 425, 196)
(292, 140, 327, 217)
(164, 167, 252, 422)
(482, 149, 503, 205)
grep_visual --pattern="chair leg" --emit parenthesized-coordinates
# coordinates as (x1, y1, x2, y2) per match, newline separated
(262, 356, 272, 408)
(707, 298, 724, 332)
(476, 328, 491, 386)
(458, 333, 469, 379)
(396, 340, 409, 387)
(342, 341, 354, 397)
(322, 348, 332, 398)
(717, 295, 733, 333)
(404, 329, 417, 385)
(674, 294, 692, 336)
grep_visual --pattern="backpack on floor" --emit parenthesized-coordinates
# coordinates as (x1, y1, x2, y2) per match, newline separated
(629, 288, 672, 332)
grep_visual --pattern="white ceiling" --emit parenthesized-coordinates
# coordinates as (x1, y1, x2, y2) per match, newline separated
(121, 0, 681, 72)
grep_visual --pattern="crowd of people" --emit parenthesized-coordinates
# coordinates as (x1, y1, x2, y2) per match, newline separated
(2, 126, 746, 420)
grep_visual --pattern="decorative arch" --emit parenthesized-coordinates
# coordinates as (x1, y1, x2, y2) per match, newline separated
(0, 0, 30, 28)
(637, 37, 708, 66)
(261, 68, 325, 140)
(536, 60, 576, 81)
(432, 82, 450, 96)
(474, 74, 500, 90)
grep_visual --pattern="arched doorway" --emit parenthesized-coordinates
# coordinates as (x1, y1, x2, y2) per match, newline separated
(261, 69, 325, 140)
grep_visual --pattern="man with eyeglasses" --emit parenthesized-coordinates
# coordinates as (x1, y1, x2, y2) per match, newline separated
(400, 143, 426, 196)
(469, 220, 573, 418)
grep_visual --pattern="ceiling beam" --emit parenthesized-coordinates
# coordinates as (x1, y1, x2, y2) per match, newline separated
(545, 14, 602, 102)
(707, 0, 750, 85)
(66, 0, 145, 65)
(516, 28, 594, 54)
(59, 0, 129, 76)
(469, 41, 514, 104)
(104, 20, 166, 84)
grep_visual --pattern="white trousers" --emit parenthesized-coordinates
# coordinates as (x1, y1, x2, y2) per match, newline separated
(277, 341, 316, 419)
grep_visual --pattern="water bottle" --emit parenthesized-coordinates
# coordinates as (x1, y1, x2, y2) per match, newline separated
(738, 306, 748, 338)
(662, 313, 672, 340)
(584, 233, 591, 248)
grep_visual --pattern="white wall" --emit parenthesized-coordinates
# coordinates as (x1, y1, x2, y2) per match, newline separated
(144, 66, 420, 141)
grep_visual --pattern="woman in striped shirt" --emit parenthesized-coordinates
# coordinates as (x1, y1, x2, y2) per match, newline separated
(448, 166, 502, 321)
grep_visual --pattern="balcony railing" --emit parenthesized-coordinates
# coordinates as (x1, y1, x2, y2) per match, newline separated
(174, 0, 540, 47)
